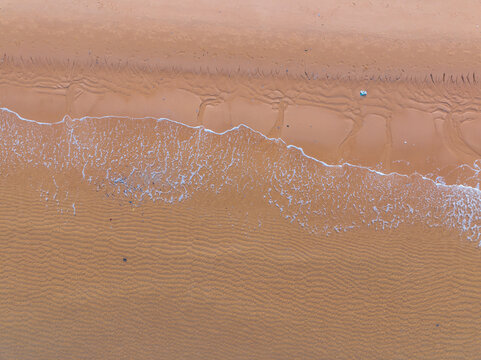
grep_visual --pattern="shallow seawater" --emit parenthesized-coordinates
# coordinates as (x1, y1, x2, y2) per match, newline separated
(3, 106, 481, 359)
(0, 107, 480, 243)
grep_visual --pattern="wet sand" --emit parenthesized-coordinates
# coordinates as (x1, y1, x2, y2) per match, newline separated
(2, 1, 481, 358)
(3, 61, 481, 180)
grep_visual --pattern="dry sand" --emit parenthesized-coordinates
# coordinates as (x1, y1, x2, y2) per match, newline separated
(1, 1, 481, 359)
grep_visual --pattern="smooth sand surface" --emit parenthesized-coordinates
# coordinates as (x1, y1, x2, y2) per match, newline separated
(1, 1, 481, 358)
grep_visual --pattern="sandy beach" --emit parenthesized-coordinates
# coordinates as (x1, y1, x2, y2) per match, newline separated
(1, 1, 481, 358)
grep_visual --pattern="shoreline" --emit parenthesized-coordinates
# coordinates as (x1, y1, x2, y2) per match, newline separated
(1, 58, 481, 180)
(2, 105, 481, 193)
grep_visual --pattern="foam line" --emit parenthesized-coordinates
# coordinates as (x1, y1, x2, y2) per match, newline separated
(1, 106, 480, 195)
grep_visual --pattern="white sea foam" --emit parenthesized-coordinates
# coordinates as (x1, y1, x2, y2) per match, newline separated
(0, 107, 481, 243)
(2, 106, 480, 192)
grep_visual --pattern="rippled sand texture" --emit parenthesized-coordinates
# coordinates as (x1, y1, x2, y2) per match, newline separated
(1, 111, 481, 359)
(2, 0, 481, 358)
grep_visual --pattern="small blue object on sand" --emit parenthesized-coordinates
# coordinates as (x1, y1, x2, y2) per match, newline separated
(360, 90, 367, 96)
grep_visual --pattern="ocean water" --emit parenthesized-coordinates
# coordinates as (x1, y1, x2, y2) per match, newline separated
(0, 107, 480, 243)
